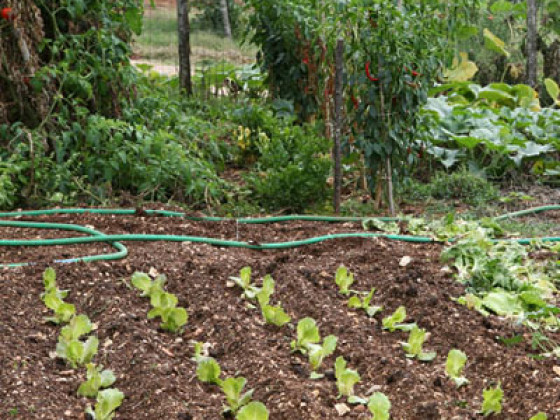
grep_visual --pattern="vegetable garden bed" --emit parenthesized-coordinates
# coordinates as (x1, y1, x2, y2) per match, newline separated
(1, 210, 559, 419)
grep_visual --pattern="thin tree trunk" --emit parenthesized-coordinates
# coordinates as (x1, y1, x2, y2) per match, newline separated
(333, 39, 343, 214)
(526, 0, 538, 87)
(378, 65, 396, 216)
(177, 0, 193, 94)
(220, 0, 232, 39)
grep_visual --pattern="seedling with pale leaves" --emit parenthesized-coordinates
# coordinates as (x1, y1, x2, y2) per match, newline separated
(382, 306, 417, 332)
(56, 314, 99, 368)
(445, 349, 469, 387)
(131, 272, 166, 297)
(261, 304, 291, 326)
(401, 326, 437, 362)
(480, 383, 503, 416)
(41, 267, 68, 300)
(290, 317, 320, 354)
(230, 267, 261, 299)
(221, 376, 254, 414)
(335, 266, 354, 295)
(148, 291, 188, 333)
(256, 275, 275, 306)
(85, 388, 124, 420)
(43, 292, 76, 324)
(196, 357, 222, 384)
(236, 401, 269, 420)
(348, 288, 382, 317)
(334, 356, 361, 398)
(307, 335, 338, 377)
(367, 392, 391, 420)
(78, 363, 116, 398)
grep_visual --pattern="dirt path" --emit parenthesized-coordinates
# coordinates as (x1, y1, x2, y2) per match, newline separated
(1, 211, 559, 419)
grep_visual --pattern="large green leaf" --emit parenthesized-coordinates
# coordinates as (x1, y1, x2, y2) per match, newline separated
(483, 28, 510, 57)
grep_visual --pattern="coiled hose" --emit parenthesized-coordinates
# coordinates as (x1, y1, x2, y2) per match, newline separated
(0, 205, 558, 268)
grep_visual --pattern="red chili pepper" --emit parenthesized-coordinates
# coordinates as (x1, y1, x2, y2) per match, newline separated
(302, 57, 309, 65)
(351, 95, 359, 109)
(23, 77, 30, 85)
(365, 62, 379, 82)
(411, 70, 420, 77)
(1, 8, 13, 21)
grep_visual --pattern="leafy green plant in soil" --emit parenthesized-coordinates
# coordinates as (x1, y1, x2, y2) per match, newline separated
(334, 356, 361, 398)
(480, 383, 503, 416)
(41, 268, 75, 324)
(400, 326, 437, 362)
(56, 314, 99, 368)
(445, 349, 469, 388)
(78, 364, 117, 398)
(348, 288, 382, 317)
(334, 265, 354, 295)
(230, 266, 261, 300)
(367, 392, 391, 420)
(382, 306, 416, 332)
(290, 317, 337, 377)
(85, 388, 125, 420)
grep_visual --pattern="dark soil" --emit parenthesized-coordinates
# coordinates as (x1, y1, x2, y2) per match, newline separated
(1, 210, 559, 419)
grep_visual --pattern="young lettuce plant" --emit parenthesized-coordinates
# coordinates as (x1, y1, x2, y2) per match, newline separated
(236, 401, 269, 420)
(56, 314, 99, 368)
(335, 266, 354, 295)
(131, 272, 166, 297)
(148, 291, 188, 333)
(41, 267, 68, 300)
(230, 266, 261, 299)
(255, 275, 291, 327)
(85, 388, 124, 420)
(529, 413, 548, 420)
(196, 357, 222, 385)
(400, 326, 437, 362)
(43, 292, 76, 324)
(290, 317, 320, 354)
(445, 349, 469, 388)
(348, 288, 382, 317)
(221, 376, 254, 415)
(334, 356, 361, 398)
(382, 306, 416, 332)
(367, 392, 391, 420)
(307, 335, 338, 378)
(481, 383, 503, 416)
(78, 363, 116, 398)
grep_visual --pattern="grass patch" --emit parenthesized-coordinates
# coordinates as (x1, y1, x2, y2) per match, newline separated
(134, 8, 256, 65)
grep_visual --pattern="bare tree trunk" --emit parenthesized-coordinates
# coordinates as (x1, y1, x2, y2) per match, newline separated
(177, 0, 193, 94)
(526, 0, 538, 87)
(220, 0, 232, 39)
(333, 39, 343, 214)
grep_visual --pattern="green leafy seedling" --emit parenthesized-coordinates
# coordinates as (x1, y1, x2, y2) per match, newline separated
(367, 392, 391, 420)
(335, 266, 354, 295)
(445, 349, 468, 388)
(85, 388, 124, 420)
(56, 335, 99, 369)
(382, 306, 416, 332)
(78, 363, 116, 398)
(41, 267, 68, 300)
(401, 326, 437, 362)
(334, 356, 361, 398)
(261, 304, 291, 327)
(256, 275, 275, 306)
(529, 413, 548, 420)
(348, 288, 382, 317)
(60, 314, 93, 342)
(196, 357, 222, 385)
(307, 335, 338, 375)
(148, 291, 188, 333)
(481, 383, 503, 416)
(236, 401, 269, 420)
(290, 317, 320, 354)
(220, 377, 254, 414)
(43, 291, 75, 324)
(131, 272, 166, 297)
(230, 266, 261, 299)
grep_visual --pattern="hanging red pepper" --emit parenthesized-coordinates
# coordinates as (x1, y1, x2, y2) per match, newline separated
(365, 62, 379, 82)
(1, 8, 14, 21)
(404, 65, 421, 77)
(351, 95, 359, 109)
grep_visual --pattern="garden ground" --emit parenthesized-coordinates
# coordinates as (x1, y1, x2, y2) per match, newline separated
(1, 208, 559, 419)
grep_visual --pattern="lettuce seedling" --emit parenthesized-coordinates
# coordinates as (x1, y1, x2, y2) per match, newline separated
(382, 306, 416, 332)
(334, 356, 361, 398)
(78, 363, 116, 398)
(261, 304, 291, 327)
(529, 413, 548, 420)
(148, 291, 188, 333)
(367, 392, 391, 420)
(481, 383, 503, 416)
(335, 266, 354, 295)
(401, 326, 436, 362)
(348, 288, 382, 317)
(57, 335, 99, 369)
(230, 266, 261, 299)
(43, 292, 76, 324)
(236, 401, 269, 420)
(445, 349, 469, 388)
(85, 388, 124, 420)
(196, 357, 222, 385)
(290, 317, 320, 354)
(41, 267, 68, 300)
(307, 335, 338, 375)
(256, 275, 275, 306)
(131, 272, 166, 297)
(220, 376, 254, 414)
(59, 314, 93, 341)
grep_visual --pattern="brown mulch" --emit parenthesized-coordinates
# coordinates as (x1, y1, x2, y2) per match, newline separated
(1, 211, 559, 419)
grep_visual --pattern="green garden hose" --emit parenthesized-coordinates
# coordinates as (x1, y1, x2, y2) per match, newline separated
(0, 205, 558, 268)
